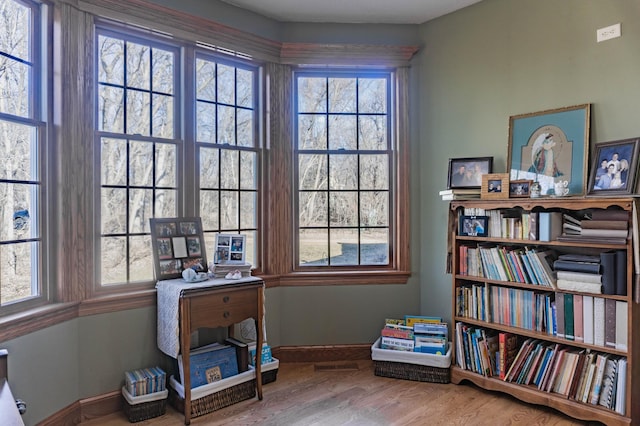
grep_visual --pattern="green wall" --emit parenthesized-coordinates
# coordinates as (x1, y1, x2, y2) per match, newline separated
(4, 1, 640, 424)
(417, 0, 640, 325)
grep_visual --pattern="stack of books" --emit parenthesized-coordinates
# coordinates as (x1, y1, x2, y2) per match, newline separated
(554, 253, 603, 294)
(380, 316, 448, 355)
(439, 188, 481, 201)
(558, 209, 630, 245)
(124, 367, 167, 396)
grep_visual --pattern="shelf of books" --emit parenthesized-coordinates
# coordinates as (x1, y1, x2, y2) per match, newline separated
(449, 197, 639, 426)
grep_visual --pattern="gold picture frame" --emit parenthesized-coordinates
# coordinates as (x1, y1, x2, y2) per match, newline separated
(481, 173, 509, 200)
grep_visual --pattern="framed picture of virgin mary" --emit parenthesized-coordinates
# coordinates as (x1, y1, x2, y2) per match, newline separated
(507, 104, 590, 197)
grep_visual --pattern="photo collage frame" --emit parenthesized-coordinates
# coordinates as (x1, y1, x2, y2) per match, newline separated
(150, 217, 208, 280)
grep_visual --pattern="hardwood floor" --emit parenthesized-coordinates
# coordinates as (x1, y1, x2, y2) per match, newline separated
(81, 360, 597, 425)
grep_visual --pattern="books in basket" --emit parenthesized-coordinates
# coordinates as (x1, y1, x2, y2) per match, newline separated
(178, 343, 239, 389)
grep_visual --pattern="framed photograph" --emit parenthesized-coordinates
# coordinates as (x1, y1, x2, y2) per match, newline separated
(150, 217, 207, 280)
(447, 156, 493, 189)
(214, 234, 247, 264)
(587, 137, 640, 196)
(481, 173, 509, 200)
(459, 215, 489, 237)
(507, 104, 590, 197)
(509, 179, 532, 198)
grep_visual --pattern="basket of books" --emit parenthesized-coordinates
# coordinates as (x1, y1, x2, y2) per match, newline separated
(122, 387, 168, 422)
(122, 366, 168, 422)
(372, 316, 451, 384)
(371, 337, 451, 383)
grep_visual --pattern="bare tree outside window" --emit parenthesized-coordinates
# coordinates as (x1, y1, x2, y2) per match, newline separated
(196, 55, 259, 267)
(0, 0, 45, 307)
(295, 72, 391, 267)
(97, 29, 179, 286)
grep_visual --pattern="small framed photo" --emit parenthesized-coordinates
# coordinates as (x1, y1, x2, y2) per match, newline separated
(150, 217, 207, 280)
(587, 137, 640, 196)
(447, 156, 493, 189)
(481, 173, 509, 200)
(214, 234, 247, 264)
(509, 179, 532, 198)
(459, 215, 489, 237)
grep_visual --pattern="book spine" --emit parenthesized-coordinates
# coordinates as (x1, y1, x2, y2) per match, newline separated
(615, 250, 627, 296)
(600, 251, 616, 295)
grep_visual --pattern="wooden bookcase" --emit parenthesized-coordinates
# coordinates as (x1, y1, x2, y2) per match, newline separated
(449, 197, 639, 426)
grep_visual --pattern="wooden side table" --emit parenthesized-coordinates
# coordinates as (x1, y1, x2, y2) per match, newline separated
(177, 279, 264, 425)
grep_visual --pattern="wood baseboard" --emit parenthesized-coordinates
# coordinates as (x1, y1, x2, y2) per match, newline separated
(39, 344, 371, 423)
(272, 344, 371, 363)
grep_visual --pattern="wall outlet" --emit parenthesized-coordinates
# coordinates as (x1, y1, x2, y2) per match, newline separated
(597, 23, 621, 43)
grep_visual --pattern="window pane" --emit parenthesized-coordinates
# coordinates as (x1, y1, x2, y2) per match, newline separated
(328, 115, 356, 150)
(360, 154, 388, 190)
(126, 42, 150, 90)
(299, 229, 328, 266)
(200, 190, 220, 230)
(101, 187, 126, 234)
(220, 150, 238, 190)
(196, 59, 216, 101)
(237, 68, 253, 108)
(360, 191, 388, 227)
(98, 86, 125, 133)
(154, 188, 177, 219)
(218, 64, 235, 105)
(152, 94, 174, 138)
(200, 147, 220, 188)
(298, 78, 326, 113)
(330, 228, 358, 266)
(358, 78, 386, 113)
(299, 191, 327, 227)
(217, 105, 235, 144)
(197, 102, 216, 143)
(240, 151, 256, 190)
(359, 115, 387, 150)
(101, 138, 127, 186)
(298, 115, 326, 150)
(244, 230, 256, 267)
(0, 60, 29, 118)
(0, 182, 35, 240)
(240, 191, 256, 229)
(152, 49, 174, 94)
(329, 155, 357, 190)
(0, 1, 31, 118)
(98, 36, 124, 85)
(126, 90, 151, 136)
(129, 235, 153, 282)
(1, 242, 37, 304)
(101, 237, 127, 285)
(329, 78, 356, 113)
(0, 121, 36, 181)
(237, 108, 253, 147)
(220, 191, 238, 229)
(156, 143, 177, 187)
(129, 188, 153, 233)
(361, 228, 389, 265)
(299, 154, 327, 190)
(129, 141, 153, 186)
(329, 191, 358, 227)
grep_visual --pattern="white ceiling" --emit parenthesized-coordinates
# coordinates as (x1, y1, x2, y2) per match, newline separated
(219, 0, 482, 25)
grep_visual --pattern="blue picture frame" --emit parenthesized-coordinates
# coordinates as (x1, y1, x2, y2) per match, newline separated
(507, 104, 590, 197)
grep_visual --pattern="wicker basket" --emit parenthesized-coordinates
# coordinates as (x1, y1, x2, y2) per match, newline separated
(371, 338, 451, 384)
(373, 360, 450, 383)
(170, 378, 256, 418)
(121, 387, 168, 422)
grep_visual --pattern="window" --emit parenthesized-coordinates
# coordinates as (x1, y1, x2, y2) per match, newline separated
(0, 0, 48, 312)
(96, 26, 261, 289)
(294, 71, 392, 268)
(96, 27, 180, 287)
(195, 53, 260, 268)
